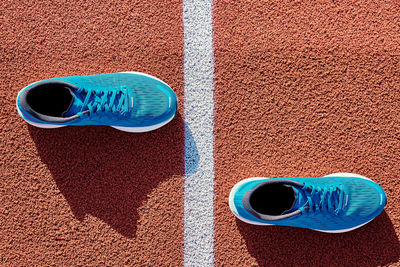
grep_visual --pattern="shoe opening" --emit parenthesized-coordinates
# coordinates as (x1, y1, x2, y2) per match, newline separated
(250, 183, 295, 216)
(26, 82, 74, 117)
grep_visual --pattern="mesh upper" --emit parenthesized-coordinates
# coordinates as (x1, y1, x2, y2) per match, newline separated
(234, 176, 386, 231)
(60, 73, 170, 118)
(35, 72, 176, 127)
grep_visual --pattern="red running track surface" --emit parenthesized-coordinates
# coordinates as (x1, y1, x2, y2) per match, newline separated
(214, 0, 400, 266)
(1, 0, 400, 265)
(1, 0, 184, 265)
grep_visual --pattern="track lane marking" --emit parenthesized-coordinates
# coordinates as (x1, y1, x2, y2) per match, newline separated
(183, 0, 215, 265)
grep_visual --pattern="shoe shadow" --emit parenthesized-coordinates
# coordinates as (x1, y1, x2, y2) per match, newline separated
(184, 122, 200, 175)
(237, 210, 400, 266)
(28, 113, 197, 238)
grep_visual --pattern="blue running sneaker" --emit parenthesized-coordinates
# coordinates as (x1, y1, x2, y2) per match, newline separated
(16, 72, 177, 132)
(229, 173, 387, 233)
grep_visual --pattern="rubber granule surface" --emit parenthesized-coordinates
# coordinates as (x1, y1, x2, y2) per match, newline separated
(1, 0, 400, 266)
(0, 0, 184, 265)
(214, 0, 400, 266)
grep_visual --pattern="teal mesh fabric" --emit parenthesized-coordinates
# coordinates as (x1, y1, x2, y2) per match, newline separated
(232, 175, 386, 232)
(56, 73, 175, 126)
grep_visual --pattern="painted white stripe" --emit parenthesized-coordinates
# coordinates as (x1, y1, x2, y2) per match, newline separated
(183, 0, 215, 265)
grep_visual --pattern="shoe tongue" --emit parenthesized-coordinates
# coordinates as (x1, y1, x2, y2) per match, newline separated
(63, 88, 89, 117)
(282, 185, 307, 214)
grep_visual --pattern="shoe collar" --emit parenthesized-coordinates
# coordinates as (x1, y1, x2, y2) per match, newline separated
(242, 179, 304, 221)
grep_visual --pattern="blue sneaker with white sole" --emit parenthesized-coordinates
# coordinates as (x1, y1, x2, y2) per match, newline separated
(229, 173, 386, 233)
(16, 72, 177, 132)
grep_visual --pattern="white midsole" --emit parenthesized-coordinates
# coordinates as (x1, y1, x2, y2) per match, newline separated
(16, 71, 176, 133)
(228, 173, 379, 233)
(111, 115, 175, 132)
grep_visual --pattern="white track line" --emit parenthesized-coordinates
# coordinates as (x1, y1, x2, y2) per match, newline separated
(183, 0, 215, 266)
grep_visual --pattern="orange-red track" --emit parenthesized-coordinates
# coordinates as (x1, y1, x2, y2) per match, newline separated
(1, 0, 184, 265)
(214, 0, 400, 266)
(1, 0, 400, 266)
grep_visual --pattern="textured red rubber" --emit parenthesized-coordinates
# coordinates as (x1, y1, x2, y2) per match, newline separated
(0, 0, 184, 265)
(213, 0, 400, 265)
(1, 0, 400, 265)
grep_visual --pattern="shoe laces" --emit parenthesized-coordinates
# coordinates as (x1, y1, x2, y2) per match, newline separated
(78, 86, 133, 118)
(301, 183, 348, 216)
